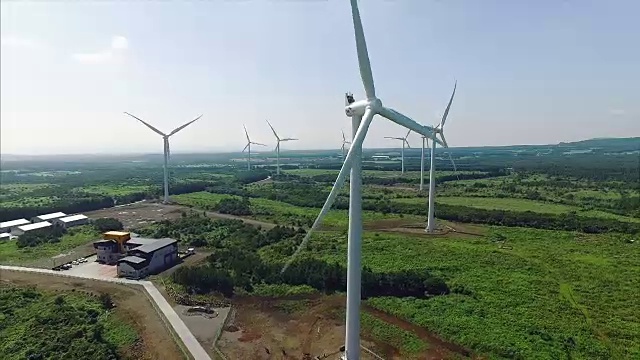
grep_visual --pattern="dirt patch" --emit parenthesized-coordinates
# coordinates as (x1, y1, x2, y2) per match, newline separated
(0, 270, 185, 360)
(218, 295, 374, 360)
(86, 202, 185, 230)
(218, 295, 472, 360)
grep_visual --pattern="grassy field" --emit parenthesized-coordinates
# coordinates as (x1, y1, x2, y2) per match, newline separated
(172, 191, 423, 228)
(392, 195, 640, 223)
(78, 184, 151, 196)
(270, 227, 640, 359)
(0, 226, 100, 264)
(0, 285, 138, 360)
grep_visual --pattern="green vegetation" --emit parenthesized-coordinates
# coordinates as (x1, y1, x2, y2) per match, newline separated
(0, 286, 138, 360)
(361, 312, 427, 356)
(0, 226, 100, 264)
(292, 228, 640, 359)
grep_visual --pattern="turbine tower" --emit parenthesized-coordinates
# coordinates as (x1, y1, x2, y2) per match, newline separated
(243, 125, 266, 171)
(266, 120, 298, 175)
(341, 130, 351, 159)
(281, 1, 443, 358)
(124, 112, 201, 204)
(384, 129, 411, 173)
(426, 82, 457, 233)
(420, 136, 429, 191)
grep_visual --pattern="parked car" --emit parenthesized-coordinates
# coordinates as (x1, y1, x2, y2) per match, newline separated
(71, 261, 78, 266)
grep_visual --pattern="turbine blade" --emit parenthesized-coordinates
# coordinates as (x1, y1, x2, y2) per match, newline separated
(447, 151, 459, 179)
(441, 81, 457, 127)
(342, 130, 346, 142)
(379, 106, 444, 147)
(124, 112, 166, 136)
(405, 129, 411, 139)
(282, 108, 375, 273)
(281, 138, 298, 141)
(350, 0, 376, 99)
(440, 133, 450, 148)
(384, 136, 395, 140)
(169, 115, 201, 136)
(252, 142, 267, 146)
(405, 140, 411, 149)
(274, 142, 279, 152)
(242, 143, 249, 152)
(266, 120, 280, 140)
(243, 125, 250, 142)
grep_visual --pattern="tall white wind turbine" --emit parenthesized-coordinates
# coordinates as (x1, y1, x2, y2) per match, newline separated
(281, 1, 442, 358)
(124, 112, 201, 204)
(426, 82, 457, 233)
(341, 130, 352, 159)
(384, 129, 411, 173)
(266, 120, 298, 175)
(243, 125, 266, 171)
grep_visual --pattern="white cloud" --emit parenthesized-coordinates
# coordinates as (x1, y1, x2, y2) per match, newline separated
(72, 35, 129, 65)
(609, 109, 626, 116)
(1, 36, 41, 49)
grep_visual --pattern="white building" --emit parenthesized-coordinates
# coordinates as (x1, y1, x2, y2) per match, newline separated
(0, 232, 12, 241)
(0, 218, 30, 233)
(32, 212, 67, 223)
(11, 221, 53, 236)
(117, 238, 178, 279)
(55, 214, 89, 228)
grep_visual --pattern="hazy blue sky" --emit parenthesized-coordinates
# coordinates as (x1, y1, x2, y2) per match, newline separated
(1, 0, 638, 155)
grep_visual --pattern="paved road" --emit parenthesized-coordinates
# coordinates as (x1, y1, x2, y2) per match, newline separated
(0, 265, 211, 360)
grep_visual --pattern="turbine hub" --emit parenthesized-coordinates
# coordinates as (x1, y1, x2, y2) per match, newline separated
(345, 99, 369, 117)
(368, 97, 382, 112)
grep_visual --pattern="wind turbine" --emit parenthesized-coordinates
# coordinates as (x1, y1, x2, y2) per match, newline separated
(266, 120, 298, 175)
(124, 112, 201, 204)
(281, 1, 443, 358)
(384, 129, 411, 173)
(426, 82, 458, 233)
(341, 130, 351, 159)
(243, 125, 266, 171)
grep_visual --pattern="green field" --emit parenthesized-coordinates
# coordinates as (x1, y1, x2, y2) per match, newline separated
(78, 184, 151, 196)
(0, 286, 138, 360)
(0, 226, 100, 264)
(272, 228, 640, 359)
(392, 195, 640, 223)
(172, 191, 423, 228)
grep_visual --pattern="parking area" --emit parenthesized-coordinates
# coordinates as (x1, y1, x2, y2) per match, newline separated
(63, 255, 119, 279)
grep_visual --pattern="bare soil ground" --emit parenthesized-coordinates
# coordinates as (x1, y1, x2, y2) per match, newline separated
(0, 270, 185, 360)
(217, 295, 471, 360)
(86, 201, 279, 230)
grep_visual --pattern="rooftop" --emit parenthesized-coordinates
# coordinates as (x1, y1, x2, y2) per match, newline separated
(118, 256, 147, 264)
(1, 218, 30, 228)
(18, 221, 53, 231)
(132, 238, 177, 254)
(36, 212, 67, 220)
(104, 231, 130, 237)
(58, 214, 88, 222)
(0, 232, 11, 239)
(126, 237, 160, 246)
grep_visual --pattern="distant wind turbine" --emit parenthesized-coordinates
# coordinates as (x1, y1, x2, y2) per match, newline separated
(426, 81, 458, 232)
(341, 130, 351, 159)
(243, 125, 266, 171)
(266, 120, 298, 175)
(385, 129, 411, 173)
(124, 112, 201, 204)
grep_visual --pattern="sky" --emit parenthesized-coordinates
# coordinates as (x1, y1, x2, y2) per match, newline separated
(1, 0, 639, 155)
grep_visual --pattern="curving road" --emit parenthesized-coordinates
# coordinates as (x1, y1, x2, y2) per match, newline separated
(0, 265, 211, 360)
